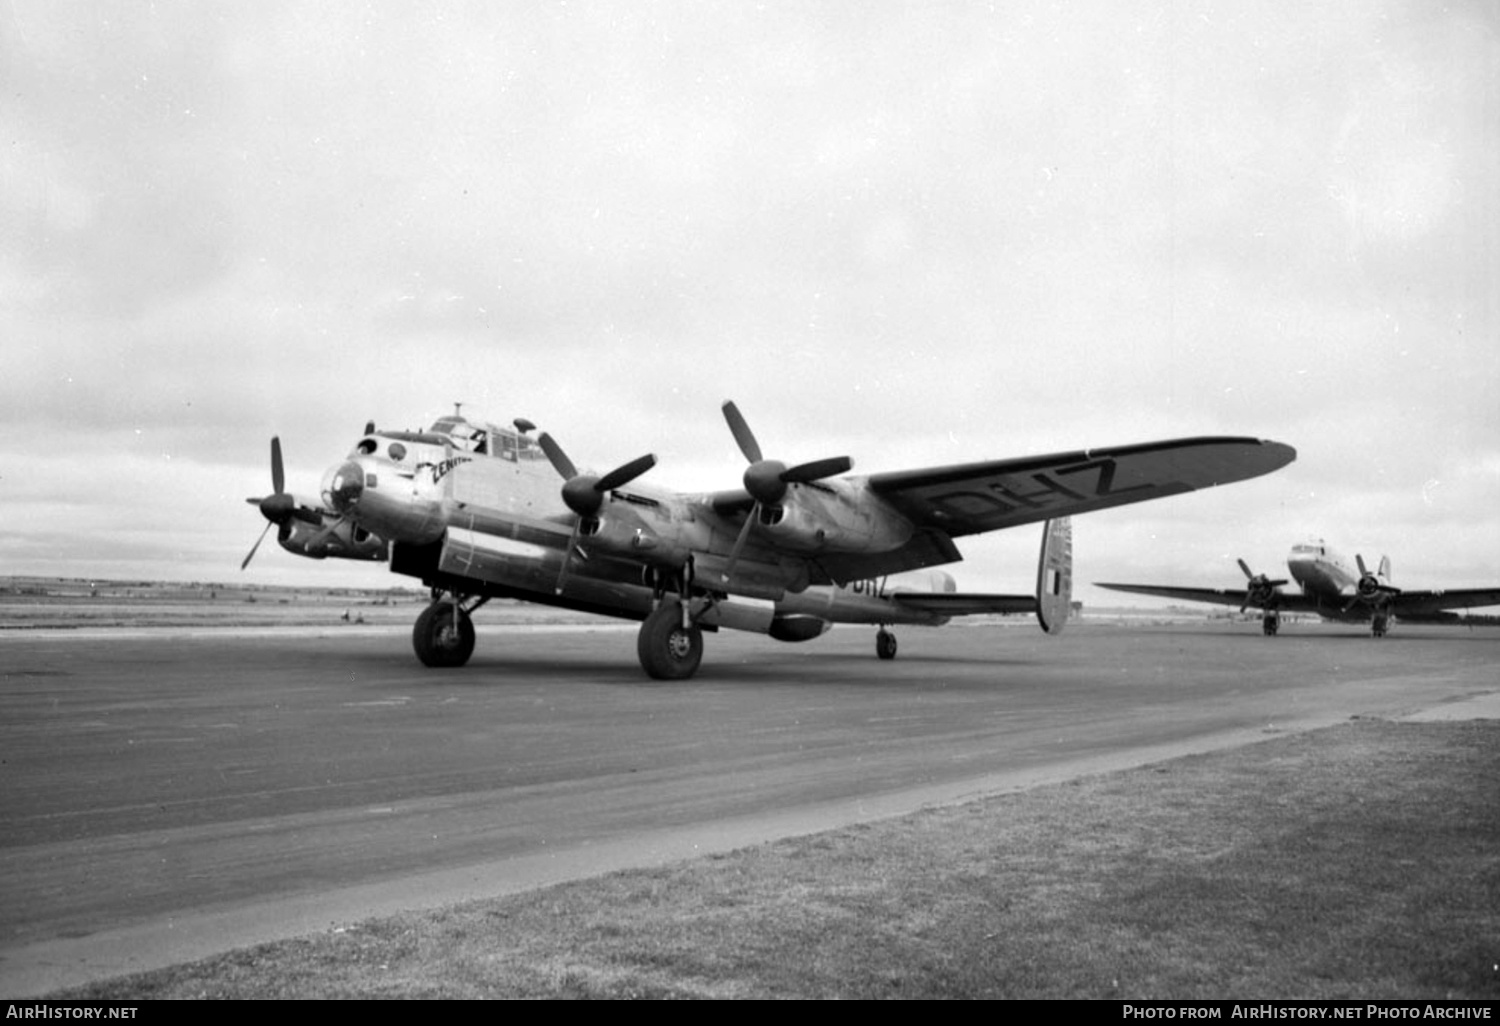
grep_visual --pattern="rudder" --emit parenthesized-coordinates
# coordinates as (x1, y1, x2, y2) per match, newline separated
(1036, 517, 1073, 634)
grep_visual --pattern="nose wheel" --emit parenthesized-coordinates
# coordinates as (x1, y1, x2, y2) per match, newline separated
(876, 628, 898, 660)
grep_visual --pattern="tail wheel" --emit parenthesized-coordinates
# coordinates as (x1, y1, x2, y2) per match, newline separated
(413, 602, 476, 668)
(637, 604, 703, 680)
(876, 629, 898, 660)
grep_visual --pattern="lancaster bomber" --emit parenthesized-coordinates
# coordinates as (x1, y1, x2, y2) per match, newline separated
(245, 401, 1295, 678)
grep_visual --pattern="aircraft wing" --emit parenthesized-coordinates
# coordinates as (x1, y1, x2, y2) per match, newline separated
(890, 591, 1036, 616)
(1094, 583, 1323, 613)
(1390, 588, 1500, 616)
(865, 437, 1295, 538)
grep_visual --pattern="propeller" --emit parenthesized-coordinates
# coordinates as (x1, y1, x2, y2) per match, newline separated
(718, 401, 853, 583)
(537, 434, 657, 518)
(1236, 558, 1288, 614)
(537, 432, 657, 592)
(1348, 553, 1400, 610)
(242, 438, 297, 570)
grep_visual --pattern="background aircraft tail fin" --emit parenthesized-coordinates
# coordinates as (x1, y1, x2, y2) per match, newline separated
(1036, 517, 1073, 634)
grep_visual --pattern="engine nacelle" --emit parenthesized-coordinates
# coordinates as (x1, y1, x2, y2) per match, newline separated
(584, 504, 698, 570)
(278, 520, 387, 561)
(756, 481, 912, 554)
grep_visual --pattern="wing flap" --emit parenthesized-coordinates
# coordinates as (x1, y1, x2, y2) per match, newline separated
(867, 437, 1295, 538)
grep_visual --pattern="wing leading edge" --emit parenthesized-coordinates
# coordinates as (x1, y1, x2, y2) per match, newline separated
(866, 437, 1296, 538)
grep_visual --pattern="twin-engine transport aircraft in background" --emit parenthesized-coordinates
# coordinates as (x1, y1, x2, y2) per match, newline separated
(1097, 539, 1500, 637)
(245, 401, 1295, 678)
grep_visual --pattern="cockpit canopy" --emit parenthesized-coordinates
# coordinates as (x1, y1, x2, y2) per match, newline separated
(350, 413, 547, 463)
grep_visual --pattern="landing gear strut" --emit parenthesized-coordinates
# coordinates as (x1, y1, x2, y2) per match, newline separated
(1371, 613, 1389, 638)
(876, 628, 898, 660)
(412, 591, 486, 668)
(1261, 611, 1280, 636)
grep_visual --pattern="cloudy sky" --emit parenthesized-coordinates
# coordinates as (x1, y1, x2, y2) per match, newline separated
(4, 0, 1497, 606)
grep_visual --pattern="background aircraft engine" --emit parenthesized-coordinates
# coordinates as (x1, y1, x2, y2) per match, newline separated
(1236, 558, 1288, 613)
(1353, 554, 1398, 605)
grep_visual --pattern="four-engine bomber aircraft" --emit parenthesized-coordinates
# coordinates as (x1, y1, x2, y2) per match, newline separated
(1098, 539, 1500, 636)
(244, 401, 1295, 678)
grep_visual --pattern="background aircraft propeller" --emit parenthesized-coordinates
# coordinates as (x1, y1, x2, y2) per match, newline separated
(537, 432, 657, 593)
(718, 400, 853, 582)
(1236, 557, 1288, 613)
(1347, 553, 1400, 611)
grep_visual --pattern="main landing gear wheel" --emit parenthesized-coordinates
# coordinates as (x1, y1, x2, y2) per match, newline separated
(1371, 614, 1389, 638)
(876, 628, 898, 660)
(637, 604, 704, 680)
(413, 602, 476, 668)
(1262, 612, 1280, 636)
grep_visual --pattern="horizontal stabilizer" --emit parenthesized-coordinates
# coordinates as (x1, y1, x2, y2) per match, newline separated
(892, 592, 1035, 616)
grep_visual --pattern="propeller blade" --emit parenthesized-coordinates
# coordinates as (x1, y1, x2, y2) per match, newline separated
(304, 515, 346, 550)
(1356, 554, 1369, 577)
(783, 455, 853, 483)
(1237, 558, 1254, 579)
(596, 453, 658, 493)
(721, 503, 760, 583)
(270, 437, 284, 496)
(537, 433, 579, 481)
(555, 518, 584, 595)
(241, 521, 273, 571)
(722, 401, 763, 463)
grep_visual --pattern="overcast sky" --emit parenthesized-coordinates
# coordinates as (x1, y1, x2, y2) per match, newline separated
(4, 1, 1497, 606)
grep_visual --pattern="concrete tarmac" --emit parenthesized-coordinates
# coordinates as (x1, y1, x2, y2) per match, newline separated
(2, 618, 1497, 995)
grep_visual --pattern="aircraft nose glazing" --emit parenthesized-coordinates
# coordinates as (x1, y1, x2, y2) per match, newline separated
(324, 461, 365, 512)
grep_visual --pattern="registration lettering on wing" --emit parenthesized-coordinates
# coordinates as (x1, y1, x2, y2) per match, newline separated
(926, 457, 1166, 523)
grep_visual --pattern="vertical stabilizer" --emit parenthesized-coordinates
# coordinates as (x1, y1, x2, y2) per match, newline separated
(1378, 555, 1391, 581)
(1036, 517, 1073, 634)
